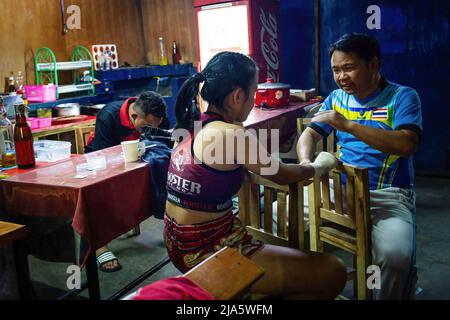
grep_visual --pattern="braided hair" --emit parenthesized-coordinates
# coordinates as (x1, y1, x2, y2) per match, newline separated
(174, 51, 257, 131)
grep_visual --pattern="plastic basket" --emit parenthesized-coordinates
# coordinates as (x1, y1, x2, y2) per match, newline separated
(38, 117, 52, 128)
(28, 117, 40, 130)
(24, 85, 57, 103)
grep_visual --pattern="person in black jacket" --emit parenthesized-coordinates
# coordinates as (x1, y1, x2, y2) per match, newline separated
(85, 91, 169, 153)
(86, 91, 169, 272)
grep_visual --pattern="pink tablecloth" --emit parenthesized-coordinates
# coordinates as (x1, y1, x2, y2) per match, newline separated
(0, 145, 151, 265)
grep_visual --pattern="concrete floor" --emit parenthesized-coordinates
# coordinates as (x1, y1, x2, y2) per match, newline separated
(7, 175, 450, 300)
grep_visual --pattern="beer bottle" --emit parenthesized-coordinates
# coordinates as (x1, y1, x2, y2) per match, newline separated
(172, 41, 181, 64)
(8, 72, 16, 93)
(13, 103, 35, 169)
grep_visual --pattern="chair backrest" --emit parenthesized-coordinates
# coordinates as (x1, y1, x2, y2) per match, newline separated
(238, 172, 306, 250)
(75, 125, 96, 154)
(308, 162, 372, 299)
(297, 118, 337, 156)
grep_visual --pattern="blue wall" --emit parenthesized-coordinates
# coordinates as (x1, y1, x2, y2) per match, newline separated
(280, 0, 315, 89)
(280, 0, 450, 176)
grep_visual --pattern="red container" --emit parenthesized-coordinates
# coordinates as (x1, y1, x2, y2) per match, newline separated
(255, 78, 291, 108)
(195, 0, 281, 83)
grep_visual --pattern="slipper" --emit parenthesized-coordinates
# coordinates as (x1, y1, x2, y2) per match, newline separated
(96, 251, 122, 273)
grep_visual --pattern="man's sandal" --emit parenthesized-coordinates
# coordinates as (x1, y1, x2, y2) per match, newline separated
(96, 251, 122, 273)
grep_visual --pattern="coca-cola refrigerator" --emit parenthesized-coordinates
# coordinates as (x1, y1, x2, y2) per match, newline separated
(194, 0, 281, 83)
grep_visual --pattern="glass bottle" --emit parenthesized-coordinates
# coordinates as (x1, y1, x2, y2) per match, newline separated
(0, 97, 16, 168)
(14, 103, 35, 169)
(159, 37, 168, 66)
(172, 41, 181, 64)
(8, 72, 16, 93)
(15, 71, 24, 95)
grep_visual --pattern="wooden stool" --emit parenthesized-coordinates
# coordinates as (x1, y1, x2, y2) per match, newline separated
(184, 247, 265, 300)
(0, 221, 34, 299)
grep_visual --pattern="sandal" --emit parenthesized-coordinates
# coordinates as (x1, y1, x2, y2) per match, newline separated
(97, 251, 122, 273)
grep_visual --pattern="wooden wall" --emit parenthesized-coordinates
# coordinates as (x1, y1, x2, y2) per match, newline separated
(0, 0, 146, 91)
(0, 0, 199, 92)
(140, 0, 199, 66)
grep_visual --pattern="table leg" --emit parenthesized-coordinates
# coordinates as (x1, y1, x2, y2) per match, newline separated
(12, 241, 35, 300)
(85, 251, 101, 300)
(80, 239, 101, 300)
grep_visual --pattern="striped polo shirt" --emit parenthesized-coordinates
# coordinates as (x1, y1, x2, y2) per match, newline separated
(310, 79, 422, 190)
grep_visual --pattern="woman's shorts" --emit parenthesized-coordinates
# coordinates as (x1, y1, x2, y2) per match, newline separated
(164, 211, 264, 273)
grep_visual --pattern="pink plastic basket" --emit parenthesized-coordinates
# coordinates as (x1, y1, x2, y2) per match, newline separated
(28, 117, 40, 130)
(37, 117, 52, 128)
(24, 85, 57, 103)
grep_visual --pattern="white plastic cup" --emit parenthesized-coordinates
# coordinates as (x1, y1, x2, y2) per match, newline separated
(121, 140, 145, 163)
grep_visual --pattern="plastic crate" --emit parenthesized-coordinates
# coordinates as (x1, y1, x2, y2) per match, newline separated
(34, 140, 71, 162)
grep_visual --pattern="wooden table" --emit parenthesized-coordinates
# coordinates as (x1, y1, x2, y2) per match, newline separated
(32, 116, 96, 154)
(0, 146, 152, 299)
(0, 221, 26, 246)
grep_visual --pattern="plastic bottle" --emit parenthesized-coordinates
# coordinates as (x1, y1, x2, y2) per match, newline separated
(13, 103, 35, 169)
(98, 51, 106, 71)
(104, 48, 112, 70)
(159, 37, 168, 66)
(0, 97, 16, 168)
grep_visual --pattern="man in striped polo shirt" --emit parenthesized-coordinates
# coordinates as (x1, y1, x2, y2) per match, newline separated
(297, 33, 422, 299)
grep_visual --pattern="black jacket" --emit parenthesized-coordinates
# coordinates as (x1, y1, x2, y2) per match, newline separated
(85, 99, 138, 153)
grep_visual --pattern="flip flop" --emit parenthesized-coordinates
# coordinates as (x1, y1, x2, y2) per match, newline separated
(96, 251, 122, 273)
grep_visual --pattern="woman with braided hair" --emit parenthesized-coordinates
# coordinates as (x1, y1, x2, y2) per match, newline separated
(165, 52, 346, 299)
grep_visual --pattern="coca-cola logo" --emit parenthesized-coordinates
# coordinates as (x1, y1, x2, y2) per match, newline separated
(260, 8, 279, 81)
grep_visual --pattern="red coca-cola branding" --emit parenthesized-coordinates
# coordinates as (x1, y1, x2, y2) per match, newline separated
(194, 0, 281, 82)
(251, 0, 281, 83)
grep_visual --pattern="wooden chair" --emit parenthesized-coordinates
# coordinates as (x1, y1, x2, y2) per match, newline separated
(237, 118, 337, 251)
(74, 124, 96, 154)
(238, 172, 307, 250)
(308, 163, 372, 300)
(297, 118, 337, 156)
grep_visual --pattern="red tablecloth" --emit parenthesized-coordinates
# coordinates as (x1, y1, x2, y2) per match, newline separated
(243, 102, 310, 151)
(0, 146, 151, 265)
